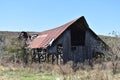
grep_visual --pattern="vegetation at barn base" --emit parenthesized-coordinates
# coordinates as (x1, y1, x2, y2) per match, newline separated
(0, 61, 120, 80)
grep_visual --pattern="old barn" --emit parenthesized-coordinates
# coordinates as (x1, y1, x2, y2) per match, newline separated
(29, 16, 108, 64)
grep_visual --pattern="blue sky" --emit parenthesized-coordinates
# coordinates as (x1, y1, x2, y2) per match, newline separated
(0, 0, 120, 35)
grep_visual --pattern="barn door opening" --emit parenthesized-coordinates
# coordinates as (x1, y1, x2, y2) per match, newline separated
(71, 26, 85, 46)
(57, 44, 63, 64)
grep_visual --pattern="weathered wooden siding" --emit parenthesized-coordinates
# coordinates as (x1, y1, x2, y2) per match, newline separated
(47, 29, 71, 63)
(85, 29, 106, 59)
(47, 27, 106, 63)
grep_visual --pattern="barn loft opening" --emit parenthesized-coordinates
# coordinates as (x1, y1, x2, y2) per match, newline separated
(70, 25, 86, 46)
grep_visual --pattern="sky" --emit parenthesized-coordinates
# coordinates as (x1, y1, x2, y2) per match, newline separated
(0, 0, 120, 35)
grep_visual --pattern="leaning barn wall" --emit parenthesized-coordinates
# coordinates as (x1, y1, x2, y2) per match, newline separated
(85, 29, 105, 59)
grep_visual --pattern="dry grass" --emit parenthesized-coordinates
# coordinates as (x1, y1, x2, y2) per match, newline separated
(57, 62, 120, 80)
(0, 61, 120, 80)
(0, 58, 120, 80)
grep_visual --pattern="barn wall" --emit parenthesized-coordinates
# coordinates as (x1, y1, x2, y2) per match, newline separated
(47, 28, 106, 63)
(49, 28, 87, 63)
(85, 29, 106, 59)
(47, 29, 71, 63)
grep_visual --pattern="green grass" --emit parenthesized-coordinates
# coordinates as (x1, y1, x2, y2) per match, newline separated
(0, 66, 56, 80)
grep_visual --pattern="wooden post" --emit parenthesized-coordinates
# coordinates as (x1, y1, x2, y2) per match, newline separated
(56, 54, 58, 64)
(52, 54, 54, 64)
(38, 51, 41, 63)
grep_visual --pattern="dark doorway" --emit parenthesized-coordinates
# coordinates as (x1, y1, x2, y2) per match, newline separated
(71, 26, 86, 46)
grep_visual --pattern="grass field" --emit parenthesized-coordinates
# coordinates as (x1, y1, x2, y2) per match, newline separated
(0, 62, 120, 80)
(0, 65, 56, 80)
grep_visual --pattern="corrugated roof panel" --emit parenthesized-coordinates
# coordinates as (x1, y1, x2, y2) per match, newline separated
(29, 34, 48, 48)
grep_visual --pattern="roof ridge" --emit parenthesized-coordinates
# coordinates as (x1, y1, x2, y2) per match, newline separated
(39, 17, 79, 35)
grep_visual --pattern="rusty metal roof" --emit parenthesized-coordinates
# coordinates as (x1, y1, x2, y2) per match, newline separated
(29, 16, 84, 48)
